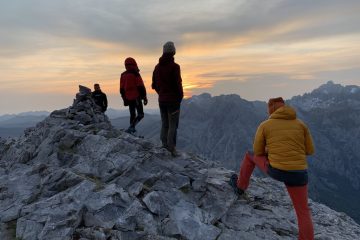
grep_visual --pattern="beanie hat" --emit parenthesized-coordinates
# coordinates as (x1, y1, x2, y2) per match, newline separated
(163, 41, 176, 54)
(268, 97, 285, 115)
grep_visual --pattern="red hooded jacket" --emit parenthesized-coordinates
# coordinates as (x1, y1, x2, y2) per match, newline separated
(120, 58, 147, 101)
(152, 54, 183, 105)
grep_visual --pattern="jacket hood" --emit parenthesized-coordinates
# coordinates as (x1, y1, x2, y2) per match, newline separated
(125, 57, 139, 72)
(269, 106, 296, 120)
(159, 54, 174, 65)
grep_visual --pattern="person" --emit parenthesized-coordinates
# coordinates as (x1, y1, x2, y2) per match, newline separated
(120, 57, 148, 134)
(91, 83, 108, 112)
(230, 97, 315, 240)
(152, 41, 183, 156)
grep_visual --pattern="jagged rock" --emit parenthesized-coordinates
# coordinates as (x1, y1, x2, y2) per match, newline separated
(165, 83, 360, 223)
(83, 184, 131, 229)
(163, 200, 221, 240)
(115, 199, 157, 234)
(0, 221, 16, 240)
(0, 89, 360, 239)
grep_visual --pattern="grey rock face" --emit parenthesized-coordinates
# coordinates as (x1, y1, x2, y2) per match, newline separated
(164, 200, 221, 240)
(142, 83, 359, 223)
(0, 89, 360, 239)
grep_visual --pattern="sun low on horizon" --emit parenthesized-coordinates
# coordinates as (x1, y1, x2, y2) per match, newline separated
(1, 0, 360, 114)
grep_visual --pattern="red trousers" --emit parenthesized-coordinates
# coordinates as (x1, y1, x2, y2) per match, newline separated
(237, 152, 314, 240)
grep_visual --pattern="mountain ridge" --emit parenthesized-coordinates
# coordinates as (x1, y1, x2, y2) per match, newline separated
(1, 89, 359, 239)
(173, 81, 360, 223)
(1, 81, 359, 224)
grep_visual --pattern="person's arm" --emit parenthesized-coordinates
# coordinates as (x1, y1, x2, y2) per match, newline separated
(137, 75, 148, 105)
(120, 75, 125, 100)
(253, 123, 266, 156)
(119, 75, 122, 95)
(152, 67, 159, 93)
(304, 126, 315, 155)
(175, 64, 183, 102)
(136, 75, 147, 98)
(119, 74, 128, 106)
(103, 93, 108, 111)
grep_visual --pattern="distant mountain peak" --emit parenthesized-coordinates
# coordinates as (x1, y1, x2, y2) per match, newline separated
(313, 80, 343, 95)
(290, 81, 360, 111)
(1, 88, 360, 239)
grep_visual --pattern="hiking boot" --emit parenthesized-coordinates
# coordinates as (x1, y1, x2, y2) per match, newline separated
(167, 147, 179, 157)
(125, 126, 136, 134)
(229, 174, 245, 196)
(170, 149, 180, 157)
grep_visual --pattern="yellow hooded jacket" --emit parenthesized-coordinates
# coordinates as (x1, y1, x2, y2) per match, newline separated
(253, 106, 315, 171)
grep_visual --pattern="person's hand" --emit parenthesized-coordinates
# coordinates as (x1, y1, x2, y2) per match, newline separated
(143, 97, 148, 106)
(123, 99, 129, 106)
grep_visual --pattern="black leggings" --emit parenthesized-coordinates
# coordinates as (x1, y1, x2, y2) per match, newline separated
(128, 98, 144, 128)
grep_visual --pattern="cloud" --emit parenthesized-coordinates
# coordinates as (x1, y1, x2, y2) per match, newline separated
(193, 66, 360, 101)
(1, 0, 359, 57)
(1, 0, 360, 114)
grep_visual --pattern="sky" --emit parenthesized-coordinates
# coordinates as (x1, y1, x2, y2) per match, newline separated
(1, 0, 360, 114)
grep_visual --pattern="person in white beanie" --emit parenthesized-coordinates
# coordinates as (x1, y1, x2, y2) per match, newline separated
(152, 41, 183, 156)
(163, 41, 176, 55)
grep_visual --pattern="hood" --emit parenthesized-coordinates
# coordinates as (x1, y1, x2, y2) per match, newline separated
(269, 106, 297, 120)
(159, 54, 174, 65)
(125, 57, 139, 72)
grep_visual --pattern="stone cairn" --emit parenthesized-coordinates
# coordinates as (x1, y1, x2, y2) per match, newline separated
(50, 85, 109, 125)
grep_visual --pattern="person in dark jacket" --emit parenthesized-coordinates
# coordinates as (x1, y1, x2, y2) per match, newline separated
(91, 83, 108, 112)
(152, 41, 183, 156)
(120, 57, 148, 134)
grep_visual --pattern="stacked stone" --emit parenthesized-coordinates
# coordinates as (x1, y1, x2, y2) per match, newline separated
(50, 85, 109, 125)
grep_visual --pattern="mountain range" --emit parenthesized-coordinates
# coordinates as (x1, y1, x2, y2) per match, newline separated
(1, 81, 359, 224)
(111, 81, 360, 224)
(0, 89, 359, 239)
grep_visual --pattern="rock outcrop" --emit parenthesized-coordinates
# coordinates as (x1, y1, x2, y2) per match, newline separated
(0, 87, 360, 240)
(148, 82, 360, 223)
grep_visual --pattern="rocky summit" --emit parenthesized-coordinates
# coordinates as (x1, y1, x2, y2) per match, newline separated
(0, 88, 360, 240)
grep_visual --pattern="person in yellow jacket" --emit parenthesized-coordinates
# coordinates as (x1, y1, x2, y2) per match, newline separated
(229, 97, 315, 240)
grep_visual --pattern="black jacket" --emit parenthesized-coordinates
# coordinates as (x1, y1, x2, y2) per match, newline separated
(91, 90, 108, 112)
(152, 54, 183, 105)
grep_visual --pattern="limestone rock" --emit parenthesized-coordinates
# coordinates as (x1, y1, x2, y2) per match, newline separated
(0, 89, 359, 239)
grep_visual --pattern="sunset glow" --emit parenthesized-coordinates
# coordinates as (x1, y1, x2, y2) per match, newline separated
(1, 0, 359, 114)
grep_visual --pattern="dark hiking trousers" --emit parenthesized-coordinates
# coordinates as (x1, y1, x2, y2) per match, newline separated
(128, 98, 144, 128)
(159, 103, 180, 150)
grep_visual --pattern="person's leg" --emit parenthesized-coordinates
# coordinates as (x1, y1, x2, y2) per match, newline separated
(132, 99, 144, 128)
(159, 104, 169, 147)
(286, 185, 314, 240)
(167, 104, 180, 151)
(173, 106, 180, 146)
(237, 152, 269, 190)
(252, 155, 268, 173)
(128, 101, 136, 126)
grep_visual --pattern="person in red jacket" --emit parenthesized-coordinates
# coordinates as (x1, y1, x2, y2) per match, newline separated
(120, 57, 148, 134)
(152, 41, 183, 156)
